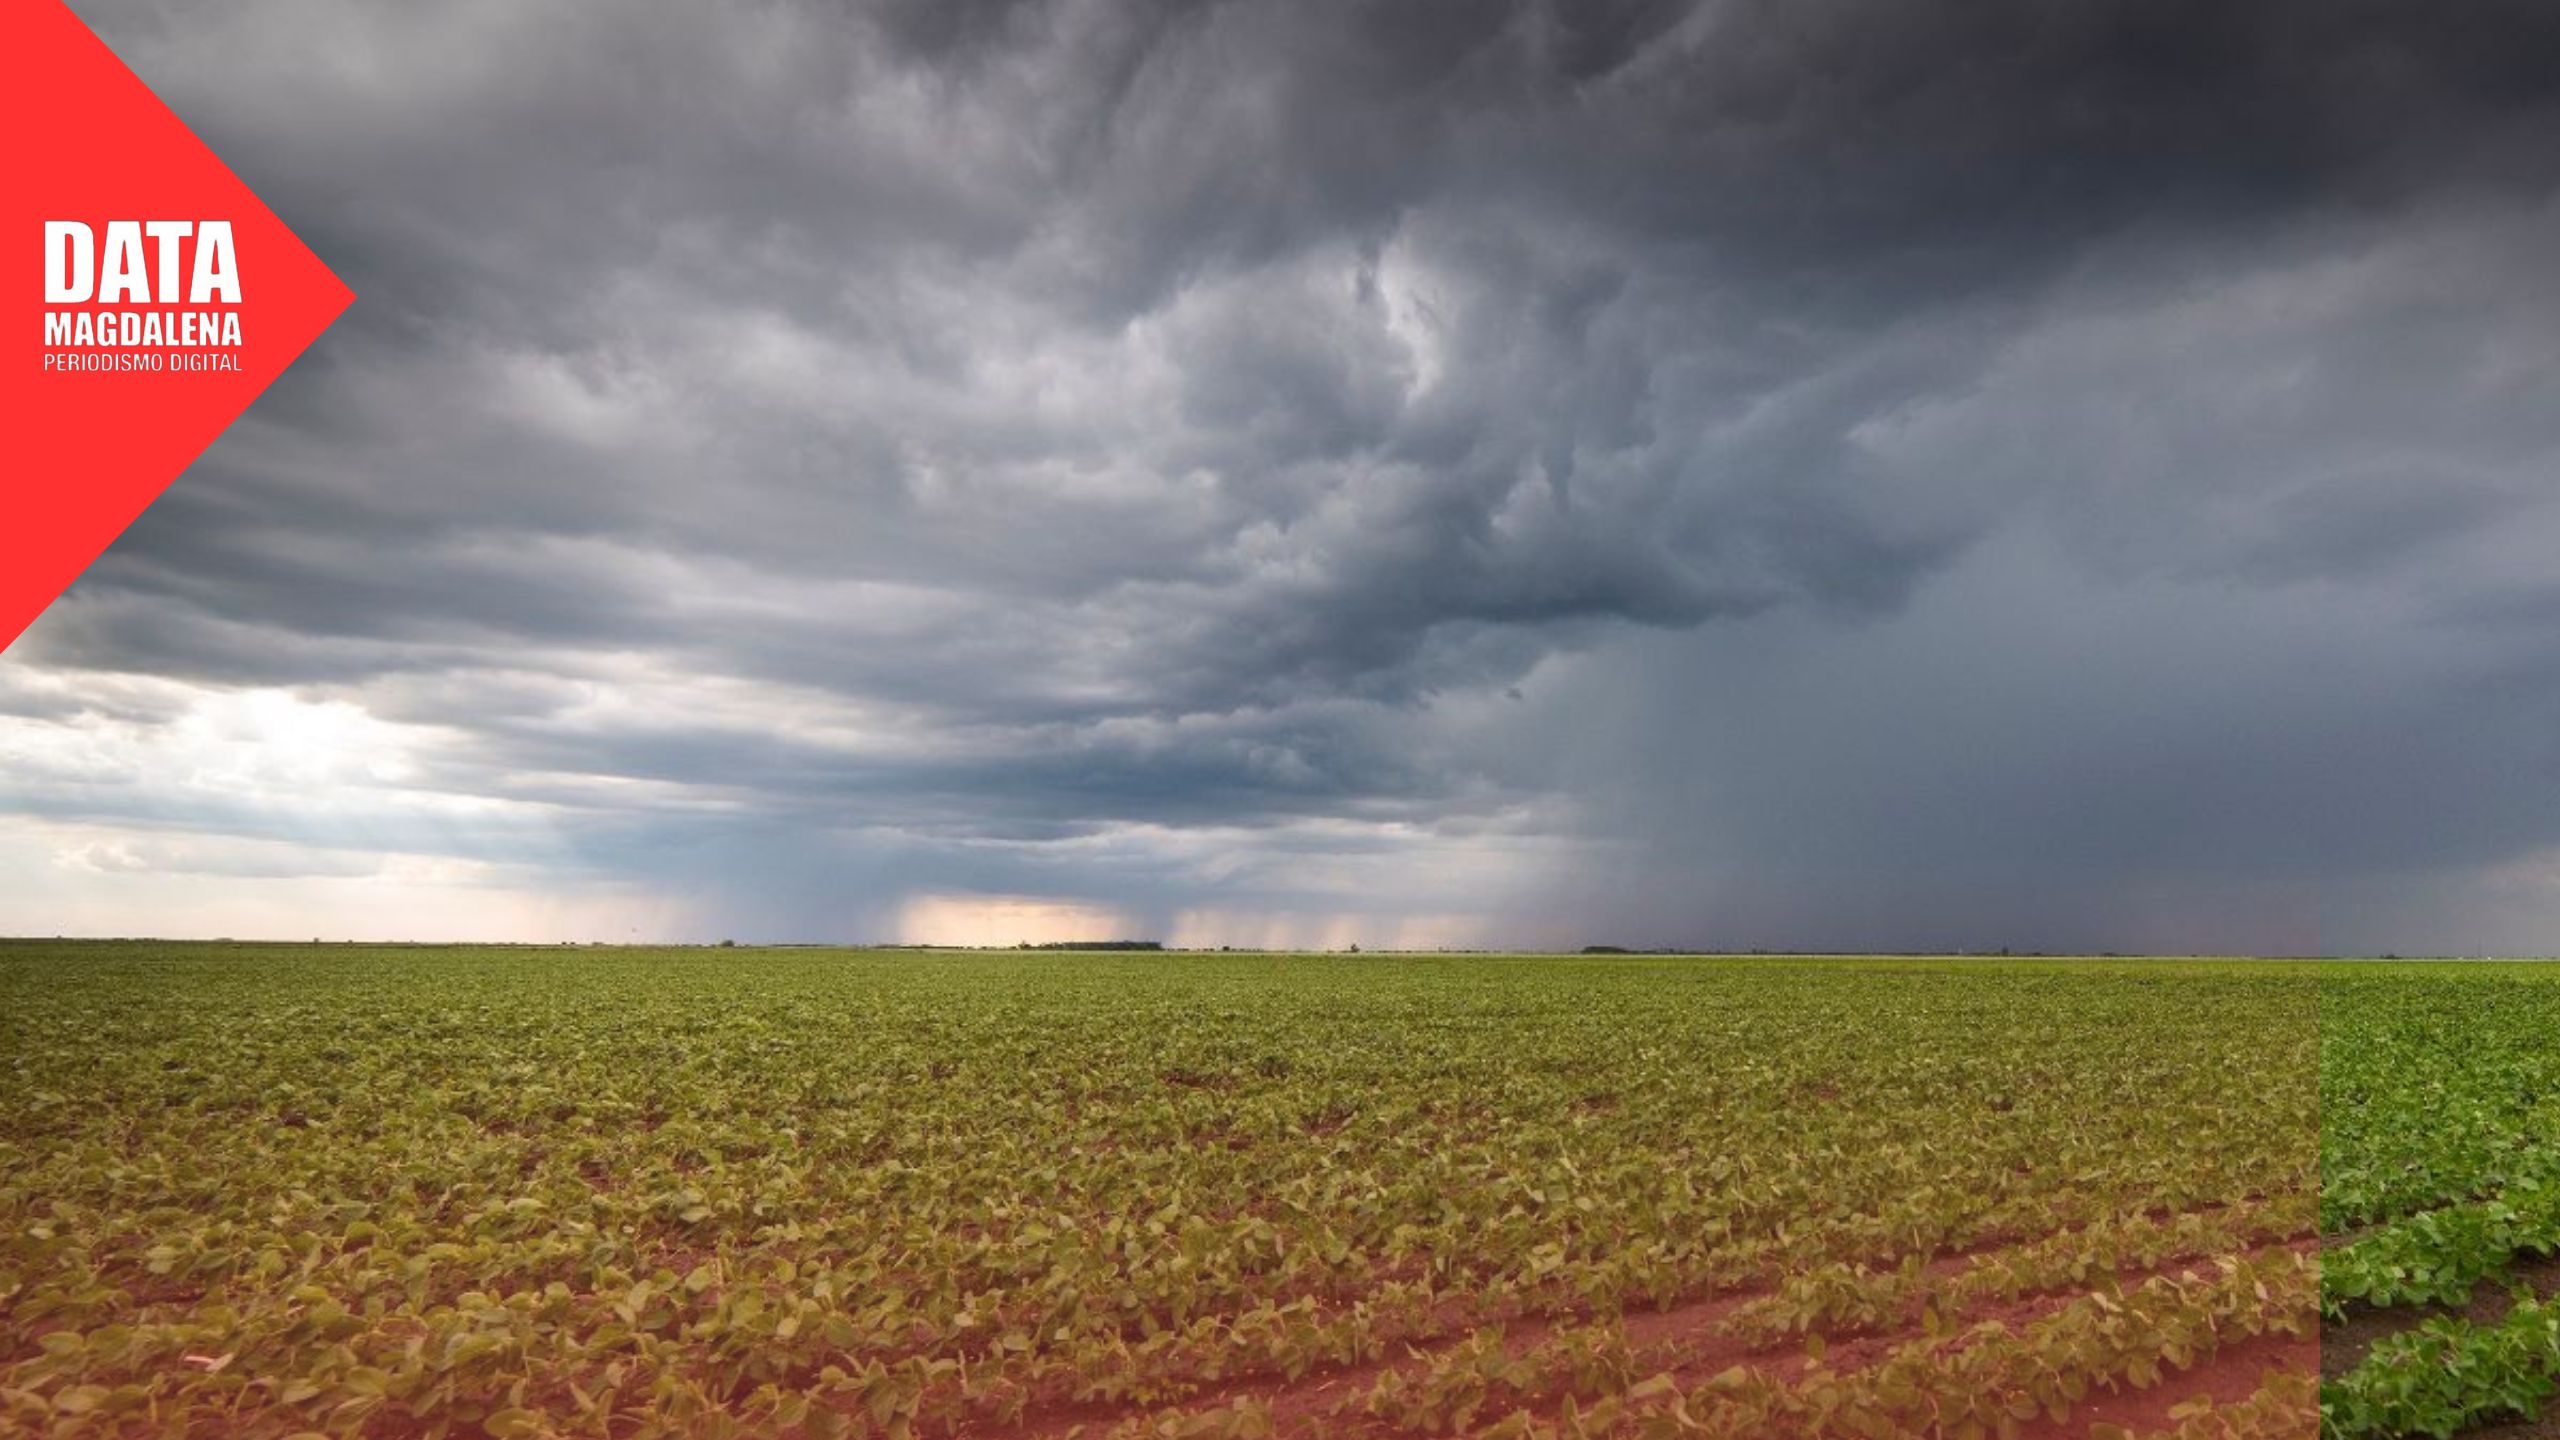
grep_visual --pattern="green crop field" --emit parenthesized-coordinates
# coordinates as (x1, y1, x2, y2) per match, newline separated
(0, 943, 2318, 1439)
(2319, 963, 2560, 1440)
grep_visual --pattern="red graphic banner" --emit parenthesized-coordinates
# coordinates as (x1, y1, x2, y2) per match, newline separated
(3, 0, 352, 653)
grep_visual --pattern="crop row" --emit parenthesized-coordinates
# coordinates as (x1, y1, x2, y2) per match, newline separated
(1095, 1247, 2314, 1440)
(2321, 1294, 2560, 1440)
(2105, 1371, 2321, 1440)
(2320, 1180, 2560, 1321)
(1590, 1248, 2313, 1440)
(1721, 1193, 2313, 1347)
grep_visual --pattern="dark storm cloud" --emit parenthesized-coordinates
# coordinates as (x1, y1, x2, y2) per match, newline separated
(8, 0, 2560, 945)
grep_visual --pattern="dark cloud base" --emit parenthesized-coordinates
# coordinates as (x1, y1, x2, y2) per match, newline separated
(6, 0, 2560, 950)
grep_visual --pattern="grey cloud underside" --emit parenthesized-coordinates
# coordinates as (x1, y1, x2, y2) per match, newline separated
(12, 0, 2560, 945)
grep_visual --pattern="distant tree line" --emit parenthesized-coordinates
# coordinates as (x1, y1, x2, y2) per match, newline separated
(1018, 939, 1165, 951)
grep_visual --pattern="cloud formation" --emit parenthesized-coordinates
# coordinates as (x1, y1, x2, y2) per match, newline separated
(7, 0, 2560, 949)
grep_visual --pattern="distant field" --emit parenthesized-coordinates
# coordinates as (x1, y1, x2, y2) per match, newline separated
(2320, 963, 2560, 1440)
(0, 943, 2317, 1439)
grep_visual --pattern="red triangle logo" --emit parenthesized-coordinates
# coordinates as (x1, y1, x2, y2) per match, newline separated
(3, 0, 353, 653)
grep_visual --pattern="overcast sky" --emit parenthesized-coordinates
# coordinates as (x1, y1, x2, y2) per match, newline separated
(7, 0, 2560, 951)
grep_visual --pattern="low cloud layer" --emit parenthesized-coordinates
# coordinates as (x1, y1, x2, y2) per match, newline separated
(7, 0, 2560, 950)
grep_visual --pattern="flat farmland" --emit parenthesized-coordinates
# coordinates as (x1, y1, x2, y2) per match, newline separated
(2320, 964, 2560, 1440)
(0, 944, 2318, 1439)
